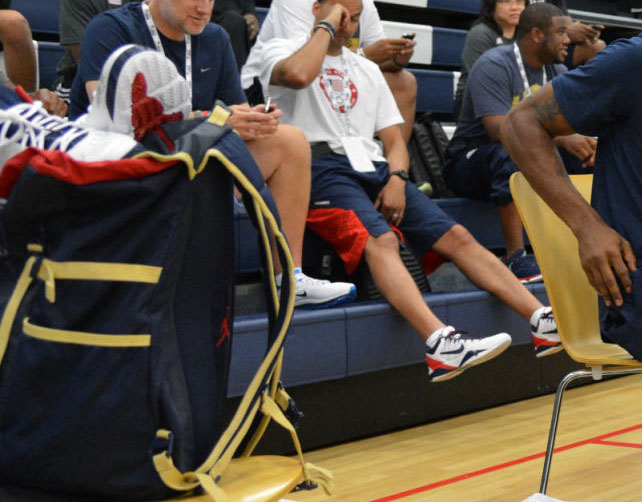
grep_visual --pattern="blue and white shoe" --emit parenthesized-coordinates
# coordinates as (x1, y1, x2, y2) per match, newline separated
(425, 326, 512, 382)
(0, 100, 141, 170)
(530, 306, 563, 357)
(277, 270, 356, 309)
(504, 249, 543, 283)
(82, 44, 191, 141)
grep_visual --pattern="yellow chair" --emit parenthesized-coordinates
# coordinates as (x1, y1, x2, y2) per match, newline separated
(509, 172, 642, 495)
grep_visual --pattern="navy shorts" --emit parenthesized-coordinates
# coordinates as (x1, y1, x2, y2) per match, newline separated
(444, 143, 517, 206)
(306, 153, 456, 274)
(444, 143, 586, 206)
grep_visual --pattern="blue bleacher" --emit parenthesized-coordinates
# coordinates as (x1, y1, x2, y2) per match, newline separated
(12, 0, 60, 38)
(36, 41, 65, 90)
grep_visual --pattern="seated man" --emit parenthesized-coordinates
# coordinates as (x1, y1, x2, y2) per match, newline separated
(241, 0, 417, 143)
(68, 0, 354, 309)
(258, 0, 564, 382)
(0, 7, 67, 116)
(530, 0, 605, 68)
(501, 34, 642, 360)
(444, 3, 596, 282)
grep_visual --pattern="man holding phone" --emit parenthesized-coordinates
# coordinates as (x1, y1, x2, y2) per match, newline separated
(241, 0, 418, 143)
(70, 0, 357, 309)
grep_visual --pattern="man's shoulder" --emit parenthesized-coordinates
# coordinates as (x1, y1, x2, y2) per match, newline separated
(478, 43, 513, 65)
(88, 1, 141, 30)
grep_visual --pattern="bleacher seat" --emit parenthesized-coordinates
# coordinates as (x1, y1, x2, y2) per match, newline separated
(13, 0, 60, 38)
(409, 68, 459, 114)
(229, 283, 547, 397)
(376, 0, 481, 14)
(381, 22, 465, 67)
(35, 41, 64, 90)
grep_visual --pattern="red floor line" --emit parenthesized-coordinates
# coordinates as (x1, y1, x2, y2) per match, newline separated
(592, 439, 642, 449)
(366, 423, 642, 502)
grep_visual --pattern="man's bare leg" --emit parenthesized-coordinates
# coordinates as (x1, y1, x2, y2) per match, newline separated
(364, 232, 445, 340)
(383, 69, 416, 144)
(433, 224, 542, 320)
(497, 201, 526, 257)
(245, 124, 310, 273)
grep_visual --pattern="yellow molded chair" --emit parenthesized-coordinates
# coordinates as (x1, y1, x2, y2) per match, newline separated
(509, 172, 642, 495)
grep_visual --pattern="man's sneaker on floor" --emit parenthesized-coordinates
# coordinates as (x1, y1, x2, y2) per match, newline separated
(276, 269, 356, 309)
(425, 326, 512, 383)
(504, 249, 543, 283)
(81, 44, 191, 141)
(530, 306, 563, 358)
(0, 99, 141, 170)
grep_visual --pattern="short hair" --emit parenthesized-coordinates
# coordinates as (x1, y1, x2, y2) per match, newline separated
(515, 3, 565, 40)
(475, 0, 531, 35)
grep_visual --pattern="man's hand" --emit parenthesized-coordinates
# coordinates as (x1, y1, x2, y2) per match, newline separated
(31, 89, 67, 117)
(567, 21, 601, 44)
(318, 2, 351, 33)
(228, 103, 282, 141)
(374, 175, 406, 226)
(555, 134, 597, 167)
(244, 13, 260, 41)
(363, 37, 415, 66)
(576, 220, 637, 307)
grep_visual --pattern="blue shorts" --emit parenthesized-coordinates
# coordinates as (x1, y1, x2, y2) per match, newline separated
(444, 143, 517, 206)
(306, 153, 456, 274)
(444, 143, 586, 206)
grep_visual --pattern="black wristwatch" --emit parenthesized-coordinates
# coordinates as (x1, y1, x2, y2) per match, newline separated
(390, 170, 409, 182)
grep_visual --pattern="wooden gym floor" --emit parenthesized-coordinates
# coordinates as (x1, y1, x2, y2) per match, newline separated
(287, 373, 642, 502)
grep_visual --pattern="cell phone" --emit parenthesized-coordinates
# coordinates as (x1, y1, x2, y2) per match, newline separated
(264, 97, 271, 113)
(402, 33, 415, 40)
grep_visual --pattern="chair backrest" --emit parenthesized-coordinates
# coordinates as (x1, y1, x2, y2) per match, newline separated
(510, 172, 638, 366)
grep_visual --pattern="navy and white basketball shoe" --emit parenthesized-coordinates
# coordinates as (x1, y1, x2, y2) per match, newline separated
(425, 327, 512, 382)
(82, 44, 191, 141)
(0, 97, 142, 170)
(530, 306, 563, 357)
(276, 268, 357, 309)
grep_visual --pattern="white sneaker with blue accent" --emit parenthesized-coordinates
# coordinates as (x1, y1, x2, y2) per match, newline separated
(425, 326, 512, 382)
(277, 270, 356, 309)
(0, 101, 140, 169)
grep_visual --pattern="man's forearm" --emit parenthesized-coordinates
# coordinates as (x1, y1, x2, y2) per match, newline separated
(270, 28, 332, 88)
(501, 96, 601, 236)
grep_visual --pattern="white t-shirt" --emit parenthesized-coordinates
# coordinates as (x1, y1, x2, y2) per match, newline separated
(259, 36, 403, 162)
(241, 0, 385, 88)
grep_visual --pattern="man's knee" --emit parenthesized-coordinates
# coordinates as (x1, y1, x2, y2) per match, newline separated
(365, 232, 400, 258)
(435, 224, 477, 257)
(0, 11, 31, 44)
(383, 69, 417, 102)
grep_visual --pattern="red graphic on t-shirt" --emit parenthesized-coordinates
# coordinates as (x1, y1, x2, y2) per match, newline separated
(319, 68, 358, 113)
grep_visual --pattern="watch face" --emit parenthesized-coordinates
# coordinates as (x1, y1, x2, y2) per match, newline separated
(393, 170, 409, 181)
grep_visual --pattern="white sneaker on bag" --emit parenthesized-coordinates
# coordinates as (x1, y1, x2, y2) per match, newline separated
(0, 101, 141, 169)
(82, 44, 191, 141)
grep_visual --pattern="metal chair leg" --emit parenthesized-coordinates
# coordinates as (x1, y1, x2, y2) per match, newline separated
(540, 369, 593, 494)
(540, 366, 642, 494)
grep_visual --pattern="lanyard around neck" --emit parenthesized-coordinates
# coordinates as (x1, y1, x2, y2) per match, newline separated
(141, 1, 192, 101)
(319, 50, 354, 136)
(513, 43, 546, 99)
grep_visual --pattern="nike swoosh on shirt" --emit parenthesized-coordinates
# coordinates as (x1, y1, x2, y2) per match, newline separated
(200, 67, 211, 73)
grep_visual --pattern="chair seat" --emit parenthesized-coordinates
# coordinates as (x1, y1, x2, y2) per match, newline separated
(572, 339, 642, 366)
(163, 456, 304, 502)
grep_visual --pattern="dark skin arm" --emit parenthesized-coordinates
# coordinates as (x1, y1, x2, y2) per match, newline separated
(500, 83, 637, 307)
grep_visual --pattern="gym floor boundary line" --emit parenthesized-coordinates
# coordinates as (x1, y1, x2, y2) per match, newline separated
(366, 423, 642, 502)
